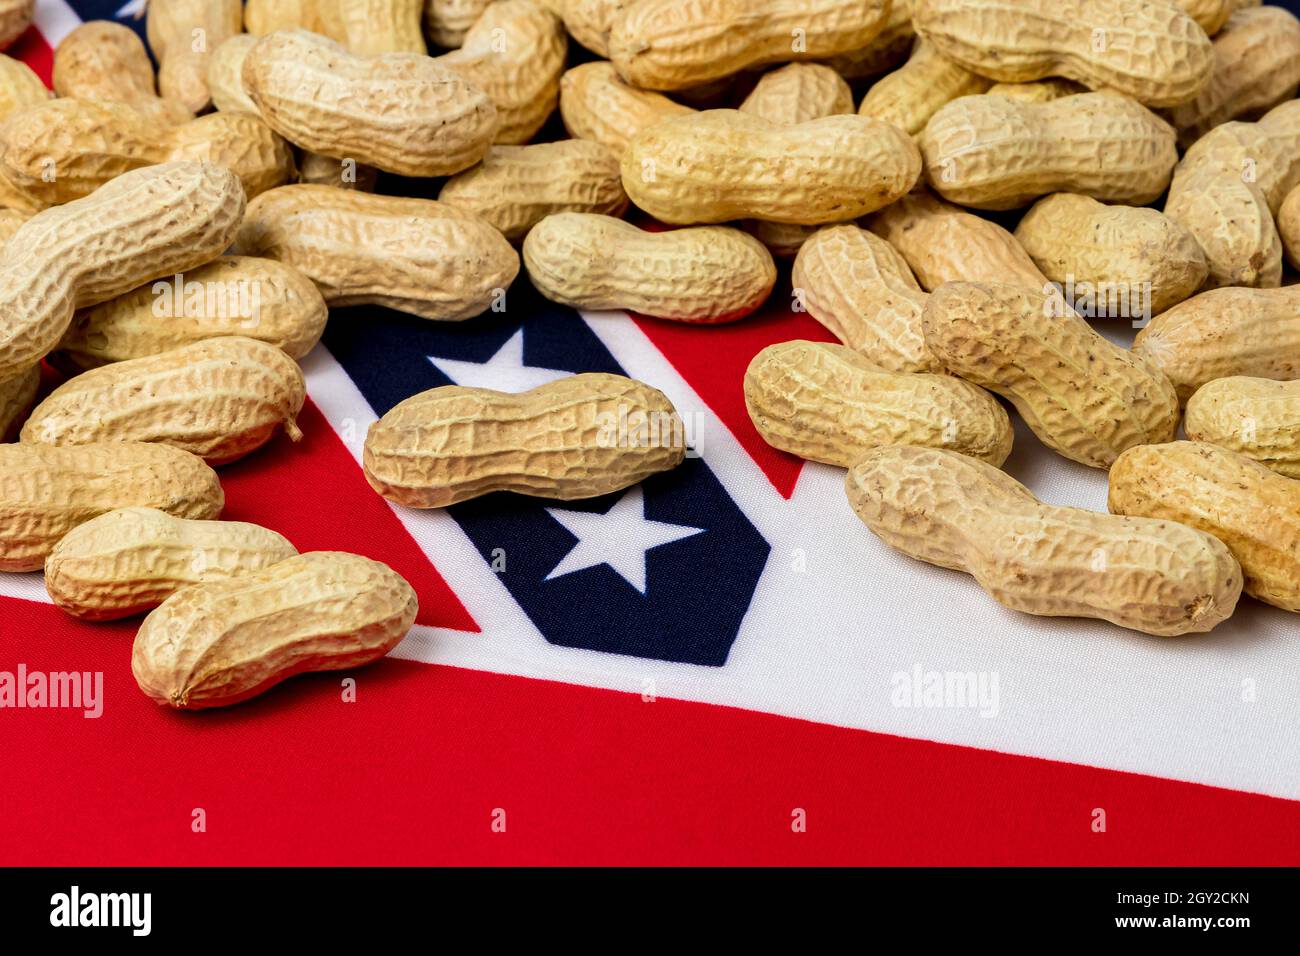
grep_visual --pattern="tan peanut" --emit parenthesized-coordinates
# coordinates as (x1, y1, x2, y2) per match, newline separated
(45, 507, 298, 622)
(559, 61, 695, 156)
(608, 0, 891, 91)
(623, 110, 920, 225)
(1177, 0, 1260, 36)
(337, 0, 426, 54)
(523, 213, 775, 323)
(0, 442, 223, 572)
(0, 0, 31, 51)
(132, 551, 418, 710)
(745, 341, 1012, 468)
(922, 282, 1179, 468)
(233, 185, 520, 322)
(243, 29, 497, 177)
(58, 257, 328, 372)
(426, 0, 497, 48)
(1014, 193, 1208, 317)
(744, 220, 821, 262)
(1109, 440, 1300, 612)
(207, 34, 259, 112)
(0, 364, 36, 440)
(985, 79, 1086, 103)
(1168, 7, 1300, 149)
(920, 92, 1178, 210)
(1184, 378, 1300, 480)
(1281, 185, 1300, 271)
(913, 0, 1213, 107)
(54, 21, 193, 126)
(1132, 287, 1300, 402)
(791, 225, 938, 373)
(0, 99, 294, 206)
(1164, 99, 1300, 288)
(439, 141, 628, 242)
(818, 0, 915, 80)
(0, 162, 245, 384)
(739, 64, 854, 125)
(244, 0, 344, 39)
(868, 192, 1047, 292)
(22, 338, 305, 466)
(434, 0, 567, 145)
(858, 39, 992, 136)
(364, 373, 687, 507)
(547, 0, 625, 56)
(146, 0, 243, 114)
(849, 445, 1241, 636)
(0, 52, 50, 121)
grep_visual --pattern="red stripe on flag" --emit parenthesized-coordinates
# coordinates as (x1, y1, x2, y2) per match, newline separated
(216, 399, 478, 632)
(8, 26, 53, 86)
(633, 293, 835, 499)
(2, 599, 1296, 865)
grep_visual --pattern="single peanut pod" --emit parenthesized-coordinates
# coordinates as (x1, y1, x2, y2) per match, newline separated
(858, 39, 992, 136)
(0, 364, 36, 440)
(45, 507, 298, 621)
(54, 21, 193, 126)
(1184, 377, 1300, 480)
(1281, 185, 1300, 271)
(436, 1, 567, 145)
(922, 282, 1179, 468)
(0, 205, 25, 243)
(364, 372, 687, 507)
(609, 0, 891, 91)
(1132, 287, 1300, 403)
(0, 442, 223, 572)
(551, 0, 625, 57)
(1177, 0, 1260, 36)
(920, 92, 1178, 210)
(207, 34, 259, 113)
(818, 0, 915, 81)
(912, 0, 1213, 108)
(146, 0, 243, 115)
(849, 445, 1241, 636)
(523, 213, 775, 323)
(1168, 7, 1300, 150)
(337, 0, 426, 54)
(22, 338, 305, 465)
(792, 225, 938, 373)
(0, 162, 245, 383)
(439, 142, 628, 242)
(1109, 440, 1300, 612)
(0, 0, 31, 51)
(1163, 100, 1300, 288)
(132, 551, 418, 710)
(243, 29, 497, 177)
(426, 0, 496, 48)
(738, 64, 854, 125)
(244, 0, 343, 39)
(0, 166, 39, 214)
(559, 61, 695, 156)
(59, 257, 327, 372)
(624, 110, 920, 225)
(745, 341, 1011, 468)
(744, 220, 821, 261)
(0, 52, 51, 121)
(233, 185, 520, 322)
(868, 192, 1048, 292)
(1014, 193, 1208, 317)
(985, 79, 1086, 103)
(0, 100, 294, 204)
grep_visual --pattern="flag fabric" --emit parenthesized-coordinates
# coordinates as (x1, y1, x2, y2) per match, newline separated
(2, 0, 1299, 866)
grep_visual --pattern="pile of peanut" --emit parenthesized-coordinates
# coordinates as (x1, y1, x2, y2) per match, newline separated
(1, 0, 1298, 708)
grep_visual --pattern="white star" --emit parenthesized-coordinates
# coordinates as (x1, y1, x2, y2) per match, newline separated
(428, 329, 570, 391)
(545, 487, 704, 594)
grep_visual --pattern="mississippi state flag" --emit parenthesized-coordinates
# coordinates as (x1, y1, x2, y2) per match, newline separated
(2, 1, 1299, 866)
